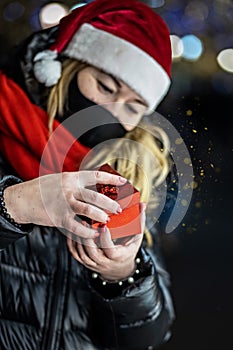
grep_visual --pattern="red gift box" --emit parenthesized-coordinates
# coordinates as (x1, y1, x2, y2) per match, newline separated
(88, 163, 141, 240)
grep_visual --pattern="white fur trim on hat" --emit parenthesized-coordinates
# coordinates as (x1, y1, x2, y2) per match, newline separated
(33, 50, 62, 87)
(64, 23, 171, 113)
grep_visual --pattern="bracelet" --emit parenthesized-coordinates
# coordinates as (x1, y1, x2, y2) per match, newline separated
(0, 178, 23, 229)
(91, 257, 142, 287)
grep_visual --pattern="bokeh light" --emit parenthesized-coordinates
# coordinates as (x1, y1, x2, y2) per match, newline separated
(181, 34, 203, 61)
(3, 1, 25, 22)
(216, 48, 233, 73)
(170, 35, 184, 60)
(39, 2, 69, 29)
(141, 0, 165, 8)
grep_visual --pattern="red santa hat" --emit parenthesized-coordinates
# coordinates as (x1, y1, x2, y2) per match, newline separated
(33, 0, 172, 114)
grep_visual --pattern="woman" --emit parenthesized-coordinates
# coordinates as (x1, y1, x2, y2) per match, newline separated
(0, 0, 175, 349)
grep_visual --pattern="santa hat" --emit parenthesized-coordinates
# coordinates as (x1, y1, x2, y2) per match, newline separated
(33, 0, 172, 114)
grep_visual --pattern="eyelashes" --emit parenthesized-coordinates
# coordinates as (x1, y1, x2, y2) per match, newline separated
(96, 79, 140, 115)
(125, 104, 138, 114)
(97, 80, 114, 94)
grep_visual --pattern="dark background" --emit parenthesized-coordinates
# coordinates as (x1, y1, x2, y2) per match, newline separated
(0, 1, 232, 349)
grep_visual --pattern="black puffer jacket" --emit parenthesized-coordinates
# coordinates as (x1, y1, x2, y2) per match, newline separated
(0, 28, 175, 350)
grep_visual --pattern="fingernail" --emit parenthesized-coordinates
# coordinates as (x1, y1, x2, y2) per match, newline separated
(98, 224, 107, 233)
(117, 207, 122, 213)
(119, 176, 127, 183)
(141, 202, 147, 212)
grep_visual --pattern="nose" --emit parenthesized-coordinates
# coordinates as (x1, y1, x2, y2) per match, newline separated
(102, 100, 137, 131)
(104, 101, 122, 119)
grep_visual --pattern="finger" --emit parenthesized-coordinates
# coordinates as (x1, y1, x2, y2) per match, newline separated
(139, 202, 147, 233)
(76, 240, 98, 267)
(119, 233, 143, 247)
(99, 226, 120, 259)
(79, 222, 110, 265)
(70, 200, 110, 223)
(67, 237, 84, 263)
(140, 202, 147, 213)
(73, 188, 121, 214)
(64, 217, 99, 240)
(80, 221, 105, 264)
(77, 170, 127, 187)
(81, 237, 106, 265)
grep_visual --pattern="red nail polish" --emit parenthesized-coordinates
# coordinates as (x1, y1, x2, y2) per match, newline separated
(98, 223, 107, 233)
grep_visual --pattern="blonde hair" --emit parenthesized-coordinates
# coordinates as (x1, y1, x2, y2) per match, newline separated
(47, 59, 171, 247)
(47, 59, 89, 131)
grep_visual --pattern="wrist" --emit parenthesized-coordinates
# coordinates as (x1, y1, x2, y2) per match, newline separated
(4, 185, 26, 224)
(0, 177, 33, 230)
(0, 178, 21, 225)
(100, 260, 136, 282)
(91, 257, 142, 286)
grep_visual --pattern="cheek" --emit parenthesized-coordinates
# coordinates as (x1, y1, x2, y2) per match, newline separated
(77, 73, 97, 102)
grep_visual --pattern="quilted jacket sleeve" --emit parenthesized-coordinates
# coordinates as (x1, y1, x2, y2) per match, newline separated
(88, 245, 175, 350)
(0, 175, 34, 250)
(0, 157, 34, 250)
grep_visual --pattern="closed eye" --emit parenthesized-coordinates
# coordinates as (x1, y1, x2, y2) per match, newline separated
(126, 104, 138, 114)
(97, 80, 114, 94)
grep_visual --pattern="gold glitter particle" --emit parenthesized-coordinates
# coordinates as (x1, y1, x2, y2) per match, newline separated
(182, 223, 186, 227)
(192, 129, 197, 133)
(200, 171, 205, 176)
(184, 157, 191, 165)
(195, 201, 202, 208)
(204, 127, 208, 131)
(210, 163, 214, 168)
(181, 199, 188, 206)
(186, 227, 197, 234)
(175, 138, 183, 145)
(190, 181, 198, 189)
(186, 110, 193, 116)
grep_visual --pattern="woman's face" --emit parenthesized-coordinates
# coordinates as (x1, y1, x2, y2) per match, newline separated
(77, 66, 148, 131)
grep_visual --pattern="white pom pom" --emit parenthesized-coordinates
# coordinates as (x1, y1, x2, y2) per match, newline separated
(33, 50, 62, 87)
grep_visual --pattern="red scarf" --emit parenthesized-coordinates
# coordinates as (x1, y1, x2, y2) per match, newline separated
(0, 71, 90, 181)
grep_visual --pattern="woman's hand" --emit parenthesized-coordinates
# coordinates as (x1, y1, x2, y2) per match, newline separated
(67, 203, 146, 281)
(4, 171, 127, 240)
